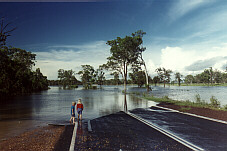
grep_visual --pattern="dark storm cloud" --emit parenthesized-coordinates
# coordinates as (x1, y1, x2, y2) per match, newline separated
(185, 56, 227, 71)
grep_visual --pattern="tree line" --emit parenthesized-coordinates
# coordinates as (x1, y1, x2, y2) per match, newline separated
(54, 30, 227, 90)
(0, 18, 49, 96)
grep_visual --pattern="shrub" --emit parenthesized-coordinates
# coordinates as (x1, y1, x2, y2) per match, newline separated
(195, 94, 201, 103)
(223, 104, 227, 110)
(209, 96, 220, 108)
(162, 96, 169, 100)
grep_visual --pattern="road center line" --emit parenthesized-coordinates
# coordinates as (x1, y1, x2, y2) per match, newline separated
(125, 111, 204, 151)
(69, 122, 78, 151)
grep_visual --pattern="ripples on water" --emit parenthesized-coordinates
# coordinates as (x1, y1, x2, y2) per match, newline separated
(0, 85, 226, 140)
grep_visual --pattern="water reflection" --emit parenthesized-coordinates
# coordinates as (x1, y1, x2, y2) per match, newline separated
(0, 86, 153, 140)
(2, 85, 225, 140)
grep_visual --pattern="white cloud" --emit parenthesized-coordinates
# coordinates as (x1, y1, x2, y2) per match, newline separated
(34, 40, 227, 80)
(143, 44, 227, 77)
(33, 41, 110, 80)
(168, 0, 213, 22)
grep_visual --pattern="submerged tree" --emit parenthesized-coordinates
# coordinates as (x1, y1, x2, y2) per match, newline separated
(175, 72, 183, 86)
(155, 67, 172, 88)
(95, 65, 106, 88)
(106, 30, 146, 94)
(77, 65, 95, 89)
(129, 69, 146, 87)
(110, 71, 120, 85)
(58, 69, 78, 88)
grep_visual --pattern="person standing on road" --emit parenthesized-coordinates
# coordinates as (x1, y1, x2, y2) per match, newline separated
(76, 99, 84, 121)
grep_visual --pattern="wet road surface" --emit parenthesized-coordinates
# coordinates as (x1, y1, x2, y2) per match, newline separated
(130, 106, 227, 151)
(72, 112, 192, 151)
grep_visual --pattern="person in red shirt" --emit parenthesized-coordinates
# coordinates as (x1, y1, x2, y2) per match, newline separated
(76, 99, 84, 120)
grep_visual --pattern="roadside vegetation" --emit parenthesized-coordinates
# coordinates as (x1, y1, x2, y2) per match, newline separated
(142, 94, 227, 111)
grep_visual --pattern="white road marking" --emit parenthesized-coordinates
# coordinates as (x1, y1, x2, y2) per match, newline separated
(155, 106, 227, 124)
(147, 108, 174, 113)
(69, 122, 78, 151)
(125, 111, 204, 151)
(88, 120, 92, 132)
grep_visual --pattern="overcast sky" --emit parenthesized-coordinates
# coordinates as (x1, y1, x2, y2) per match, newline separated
(1, 0, 227, 80)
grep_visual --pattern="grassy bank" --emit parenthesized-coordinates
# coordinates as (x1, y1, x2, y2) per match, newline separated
(143, 95, 227, 111)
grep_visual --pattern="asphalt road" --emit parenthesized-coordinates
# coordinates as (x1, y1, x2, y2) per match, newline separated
(73, 112, 192, 151)
(54, 107, 227, 151)
(130, 106, 227, 151)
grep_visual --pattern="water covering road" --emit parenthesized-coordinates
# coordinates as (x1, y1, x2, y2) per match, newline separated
(130, 106, 227, 151)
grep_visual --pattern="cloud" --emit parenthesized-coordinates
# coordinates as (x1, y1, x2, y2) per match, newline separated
(185, 56, 227, 71)
(143, 44, 227, 77)
(168, 0, 213, 22)
(34, 41, 110, 80)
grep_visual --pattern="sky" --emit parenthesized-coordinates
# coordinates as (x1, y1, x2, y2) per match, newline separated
(1, 0, 227, 80)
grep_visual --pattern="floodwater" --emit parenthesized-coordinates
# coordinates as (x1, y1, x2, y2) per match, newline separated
(130, 85, 227, 106)
(0, 85, 226, 140)
(0, 85, 155, 140)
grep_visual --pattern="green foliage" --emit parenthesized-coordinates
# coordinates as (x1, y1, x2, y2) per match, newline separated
(77, 65, 96, 89)
(195, 94, 202, 103)
(209, 96, 220, 108)
(58, 69, 79, 89)
(155, 67, 172, 88)
(0, 46, 48, 96)
(110, 72, 120, 85)
(95, 65, 106, 88)
(129, 69, 146, 87)
(106, 30, 146, 93)
(175, 72, 183, 86)
(223, 104, 227, 110)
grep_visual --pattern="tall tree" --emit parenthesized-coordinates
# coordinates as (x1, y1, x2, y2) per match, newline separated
(175, 72, 183, 86)
(77, 65, 95, 89)
(132, 30, 150, 91)
(106, 30, 145, 94)
(58, 69, 77, 88)
(153, 76, 160, 86)
(155, 67, 172, 88)
(95, 65, 106, 88)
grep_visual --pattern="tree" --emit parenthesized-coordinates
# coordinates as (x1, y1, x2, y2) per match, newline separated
(213, 69, 222, 84)
(110, 71, 120, 85)
(58, 69, 78, 88)
(0, 46, 48, 96)
(0, 17, 16, 46)
(155, 67, 172, 88)
(184, 75, 194, 84)
(175, 72, 183, 86)
(95, 65, 106, 88)
(153, 76, 160, 86)
(106, 30, 146, 94)
(129, 69, 146, 87)
(77, 65, 95, 89)
(200, 69, 210, 84)
(132, 30, 150, 91)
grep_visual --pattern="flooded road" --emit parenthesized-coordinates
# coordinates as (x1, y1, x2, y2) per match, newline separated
(0, 86, 155, 140)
